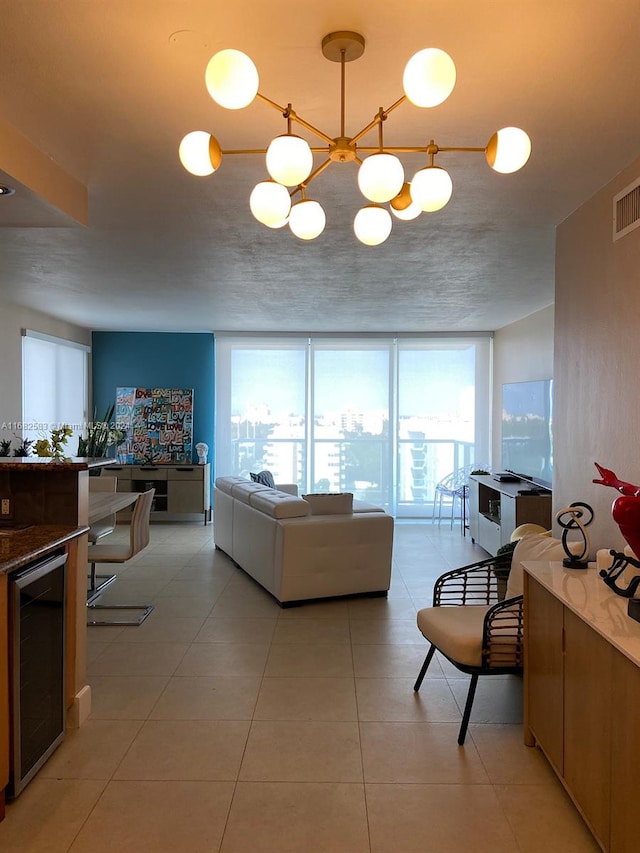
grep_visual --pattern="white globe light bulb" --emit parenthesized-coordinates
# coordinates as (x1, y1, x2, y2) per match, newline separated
(354, 205, 393, 246)
(358, 153, 405, 203)
(486, 127, 532, 174)
(265, 216, 289, 230)
(289, 199, 326, 240)
(266, 135, 313, 186)
(178, 131, 222, 176)
(410, 166, 453, 212)
(249, 181, 292, 227)
(205, 49, 259, 109)
(403, 48, 456, 108)
(390, 182, 421, 221)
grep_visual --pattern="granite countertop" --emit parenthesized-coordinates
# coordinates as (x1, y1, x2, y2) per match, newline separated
(0, 525, 88, 575)
(0, 457, 116, 471)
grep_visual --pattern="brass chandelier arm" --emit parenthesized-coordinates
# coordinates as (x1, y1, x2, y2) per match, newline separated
(340, 47, 346, 137)
(357, 145, 485, 154)
(436, 146, 486, 153)
(220, 144, 488, 157)
(255, 92, 335, 146)
(297, 157, 334, 191)
(349, 95, 407, 146)
(221, 149, 269, 155)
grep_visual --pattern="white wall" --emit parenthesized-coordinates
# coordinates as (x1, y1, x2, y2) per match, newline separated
(555, 155, 640, 551)
(492, 305, 554, 469)
(0, 299, 91, 444)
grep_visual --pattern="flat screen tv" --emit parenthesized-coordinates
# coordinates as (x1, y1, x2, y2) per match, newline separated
(501, 379, 553, 490)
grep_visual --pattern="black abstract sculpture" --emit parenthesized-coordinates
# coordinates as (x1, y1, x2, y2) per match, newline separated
(599, 550, 640, 623)
(599, 551, 640, 597)
(555, 502, 594, 569)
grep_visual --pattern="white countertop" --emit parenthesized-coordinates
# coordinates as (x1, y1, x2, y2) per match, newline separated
(524, 560, 640, 667)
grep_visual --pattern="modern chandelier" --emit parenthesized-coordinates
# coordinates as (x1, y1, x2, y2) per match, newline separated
(179, 31, 531, 246)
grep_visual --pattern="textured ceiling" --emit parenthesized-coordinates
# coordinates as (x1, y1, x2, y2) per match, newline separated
(1, 1, 639, 333)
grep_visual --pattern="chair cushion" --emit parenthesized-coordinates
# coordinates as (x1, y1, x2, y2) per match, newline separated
(250, 470, 276, 488)
(507, 533, 573, 598)
(302, 492, 353, 515)
(87, 543, 131, 563)
(417, 605, 490, 667)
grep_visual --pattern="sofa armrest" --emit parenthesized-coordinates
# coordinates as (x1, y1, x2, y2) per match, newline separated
(276, 483, 299, 496)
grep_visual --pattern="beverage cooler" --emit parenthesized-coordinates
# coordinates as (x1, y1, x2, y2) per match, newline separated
(7, 550, 66, 798)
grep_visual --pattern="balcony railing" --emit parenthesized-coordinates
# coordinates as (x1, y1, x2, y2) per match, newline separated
(233, 437, 476, 517)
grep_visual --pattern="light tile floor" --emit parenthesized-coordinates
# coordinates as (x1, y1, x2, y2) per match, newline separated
(0, 521, 601, 852)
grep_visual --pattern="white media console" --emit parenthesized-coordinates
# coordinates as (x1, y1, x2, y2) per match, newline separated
(468, 473, 552, 555)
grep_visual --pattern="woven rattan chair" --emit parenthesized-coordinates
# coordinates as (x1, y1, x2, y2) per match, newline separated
(414, 533, 570, 744)
(414, 551, 522, 745)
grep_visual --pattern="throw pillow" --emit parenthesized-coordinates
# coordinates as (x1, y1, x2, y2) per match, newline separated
(302, 492, 354, 515)
(250, 470, 276, 489)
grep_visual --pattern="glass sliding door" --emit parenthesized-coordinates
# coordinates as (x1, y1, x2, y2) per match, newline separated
(311, 339, 391, 509)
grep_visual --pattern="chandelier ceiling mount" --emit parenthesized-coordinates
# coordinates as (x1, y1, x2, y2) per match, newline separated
(320, 30, 365, 63)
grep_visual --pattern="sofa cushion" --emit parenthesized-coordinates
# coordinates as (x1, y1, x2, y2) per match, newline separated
(214, 476, 247, 496)
(352, 499, 384, 513)
(249, 489, 311, 519)
(230, 480, 271, 505)
(302, 492, 354, 515)
(250, 470, 276, 488)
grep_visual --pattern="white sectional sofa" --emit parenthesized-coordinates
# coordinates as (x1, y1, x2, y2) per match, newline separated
(213, 476, 394, 606)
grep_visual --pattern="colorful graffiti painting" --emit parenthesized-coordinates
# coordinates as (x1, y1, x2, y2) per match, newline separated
(115, 387, 194, 463)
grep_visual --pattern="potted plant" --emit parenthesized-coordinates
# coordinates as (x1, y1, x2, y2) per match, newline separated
(34, 425, 73, 459)
(77, 404, 124, 457)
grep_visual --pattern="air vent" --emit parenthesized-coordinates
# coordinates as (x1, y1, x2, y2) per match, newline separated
(613, 177, 640, 241)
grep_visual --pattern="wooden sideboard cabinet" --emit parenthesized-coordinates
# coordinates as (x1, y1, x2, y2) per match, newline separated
(102, 463, 211, 524)
(524, 563, 640, 852)
(468, 474, 552, 555)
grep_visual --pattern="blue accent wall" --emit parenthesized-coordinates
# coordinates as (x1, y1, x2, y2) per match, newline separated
(91, 332, 214, 468)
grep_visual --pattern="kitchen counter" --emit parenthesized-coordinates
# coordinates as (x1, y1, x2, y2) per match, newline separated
(0, 457, 115, 470)
(0, 525, 89, 576)
(0, 458, 120, 819)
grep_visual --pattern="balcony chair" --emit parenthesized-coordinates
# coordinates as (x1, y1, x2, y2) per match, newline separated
(433, 464, 474, 530)
(87, 487, 155, 626)
(413, 532, 568, 744)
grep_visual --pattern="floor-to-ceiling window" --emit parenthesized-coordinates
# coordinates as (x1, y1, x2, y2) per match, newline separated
(396, 338, 490, 517)
(215, 334, 491, 516)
